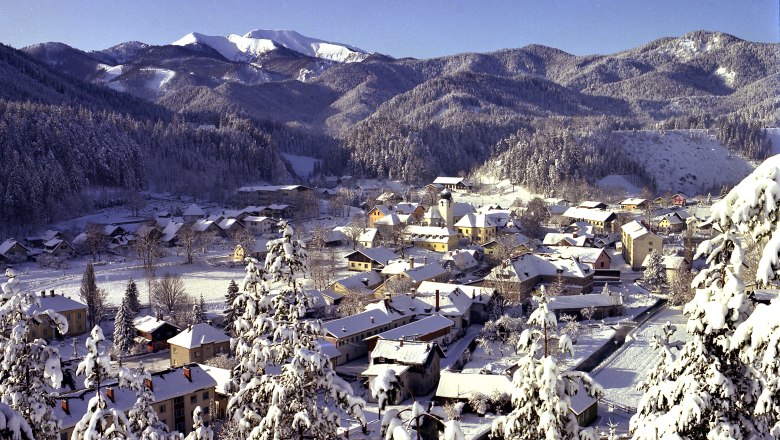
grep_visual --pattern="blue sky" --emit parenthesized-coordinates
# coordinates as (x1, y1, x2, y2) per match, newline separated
(1, 0, 777, 58)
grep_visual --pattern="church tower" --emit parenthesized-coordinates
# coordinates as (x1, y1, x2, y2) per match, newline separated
(438, 189, 454, 229)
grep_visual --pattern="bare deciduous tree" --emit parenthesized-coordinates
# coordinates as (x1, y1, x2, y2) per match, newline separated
(177, 225, 213, 264)
(337, 288, 373, 317)
(151, 273, 192, 321)
(344, 215, 366, 250)
(79, 262, 108, 329)
(84, 223, 108, 261)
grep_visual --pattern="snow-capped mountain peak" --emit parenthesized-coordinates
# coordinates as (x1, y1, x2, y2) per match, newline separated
(172, 29, 370, 63)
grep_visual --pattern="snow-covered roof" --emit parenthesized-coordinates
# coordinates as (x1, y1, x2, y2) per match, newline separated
(542, 246, 610, 265)
(218, 218, 240, 230)
(381, 259, 425, 276)
(315, 339, 342, 360)
(323, 309, 395, 339)
(358, 228, 379, 243)
(422, 206, 442, 220)
(133, 315, 174, 333)
(569, 383, 599, 415)
(578, 201, 607, 209)
(361, 363, 410, 377)
(395, 203, 422, 214)
(374, 213, 404, 226)
(346, 247, 397, 265)
(326, 229, 347, 243)
(415, 282, 473, 316)
(621, 220, 652, 239)
(243, 215, 274, 224)
(563, 207, 616, 222)
(367, 315, 453, 342)
(641, 254, 689, 270)
(183, 203, 206, 216)
(442, 250, 478, 271)
(167, 323, 230, 349)
(435, 372, 511, 399)
(197, 363, 231, 395)
(433, 177, 472, 186)
(238, 184, 310, 192)
(192, 219, 216, 232)
(620, 198, 648, 206)
(370, 339, 442, 365)
(454, 213, 495, 228)
(403, 262, 448, 283)
(333, 270, 383, 292)
(547, 293, 620, 310)
(370, 205, 395, 216)
(543, 233, 590, 247)
(453, 202, 476, 217)
(0, 239, 27, 256)
(365, 295, 432, 317)
(487, 253, 590, 283)
(28, 294, 86, 313)
(405, 226, 457, 243)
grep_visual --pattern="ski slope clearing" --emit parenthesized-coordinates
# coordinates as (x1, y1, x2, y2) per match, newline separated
(592, 307, 690, 410)
(282, 153, 320, 178)
(617, 130, 753, 196)
(596, 175, 642, 195)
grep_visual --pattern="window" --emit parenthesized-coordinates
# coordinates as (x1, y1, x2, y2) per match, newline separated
(61, 433, 69, 440)
(190, 395, 197, 404)
(175, 408, 184, 418)
(202, 391, 209, 400)
(77, 313, 82, 319)
(160, 404, 166, 413)
(194, 350, 200, 357)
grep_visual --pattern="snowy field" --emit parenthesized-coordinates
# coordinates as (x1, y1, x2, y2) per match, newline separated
(592, 307, 689, 413)
(281, 153, 321, 179)
(617, 130, 754, 196)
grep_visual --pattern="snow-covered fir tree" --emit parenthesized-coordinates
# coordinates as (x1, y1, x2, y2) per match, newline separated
(113, 296, 137, 355)
(491, 286, 603, 440)
(642, 250, 667, 293)
(636, 322, 679, 394)
(227, 221, 365, 439)
(222, 280, 240, 334)
(371, 368, 401, 423)
(125, 278, 142, 316)
(0, 269, 67, 440)
(630, 157, 780, 438)
(192, 294, 207, 324)
(0, 402, 34, 440)
(118, 364, 178, 440)
(71, 326, 132, 439)
(184, 406, 213, 440)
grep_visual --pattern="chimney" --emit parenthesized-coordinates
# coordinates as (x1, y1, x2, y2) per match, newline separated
(106, 386, 115, 403)
(361, 277, 369, 286)
(409, 257, 415, 270)
(399, 338, 404, 347)
(435, 290, 440, 312)
(572, 229, 578, 238)
(206, 320, 213, 326)
(370, 316, 375, 324)
(144, 378, 153, 392)
(183, 366, 192, 382)
(61, 399, 70, 415)
(50, 289, 55, 297)
(41, 290, 45, 297)
(424, 257, 428, 265)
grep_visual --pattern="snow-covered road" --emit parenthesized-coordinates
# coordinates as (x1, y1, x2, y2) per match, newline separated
(592, 307, 690, 409)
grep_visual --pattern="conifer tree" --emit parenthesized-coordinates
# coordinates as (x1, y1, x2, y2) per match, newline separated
(192, 294, 206, 324)
(0, 269, 67, 440)
(119, 364, 178, 440)
(125, 278, 142, 316)
(184, 406, 213, 440)
(113, 296, 137, 356)
(642, 250, 668, 293)
(491, 287, 602, 440)
(228, 221, 365, 439)
(222, 280, 240, 334)
(79, 262, 106, 329)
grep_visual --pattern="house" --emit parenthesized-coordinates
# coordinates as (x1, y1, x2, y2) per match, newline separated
(562, 207, 617, 234)
(483, 234, 530, 258)
(217, 218, 244, 236)
(28, 291, 88, 338)
(198, 364, 232, 419)
(324, 229, 348, 247)
(395, 203, 426, 220)
(671, 193, 687, 207)
(182, 204, 207, 222)
(542, 233, 593, 248)
(454, 213, 497, 244)
(364, 315, 454, 351)
(641, 254, 691, 283)
(415, 282, 474, 332)
(56, 364, 217, 437)
(345, 247, 397, 272)
(191, 219, 221, 235)
(380, 258, 425, 280)
(168, 323, 231, 367)
(570, 384, 600, 426)
(620, 198, 649, 212)
(243, 216, 277, 235)
(544, 293, 623, 320)
(161, 221, 184, 246)
(323, 309, 414, 365)
(543, 246, 612, 270)
(368, 205, 396, 225)
(577, 201, 608, 210)
(26, 229, 62, 248)
(380, 262, 450, 295)
(358, 184, 383, 199)
(330, 270, 384, 295)
(263, 204, 293, 219)
(435, 372, 512, 409)
(377, 191, 403, 204)
(42, 239, 76, 259)
(0, 239, 29, 263)
(358, 228, 381, 248)
(236, 185, 314, 206)
(485, 253, 594, 299)
(621, 221, 663, 270)
(365, 340, 445, 399)
(432, 177, 473, 191)
(442, 250, 479, 273)
(134, 316, 181, 353)
(404, 226, 459, 252)
(654, 212, 688, 233)
(374, 213, 408, 237)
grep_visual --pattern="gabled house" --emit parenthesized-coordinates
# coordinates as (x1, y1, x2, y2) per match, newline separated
(454, 213, 497, 244)
(415, 282, 474, 332)
(542, 246, 612, 270)
(368, 205, 395, 225)
(243, 216, 277, 235)
(364, 315, 455, 351)
(134, 316, 181, 353)
(358, 228, 381, 248)
(404, 226, 459, 252)
(345, 247, 397, 272)
(330, 270, 384, 295)
(29, 291, 88, 338)
(542, 233, 593, 247)
(26, 229, 62, 248)
(621, 221, 663, 270)
(395, 203, 426, 220)
(442, 250, 479, 273)
(182, 204, 207, 222)
(43, 239, 76, 259)
(0, 239, 29, 263)
(654, 212, 688, 233)
(577, 201, 608, 210)
(217, 218, 244, 237)
(365, 340, 445, 400)
(620, 198, 649, 212)
(562, 207, 617, 234)
(433, 177, 473, 191)
(671, 193, 687, 207)
(168, 323, 231, 367)
(485, 253, 594, 299)
(322, 308, 414, 365)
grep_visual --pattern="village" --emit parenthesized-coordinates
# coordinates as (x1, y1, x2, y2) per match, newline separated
(0, 176, 730, 438)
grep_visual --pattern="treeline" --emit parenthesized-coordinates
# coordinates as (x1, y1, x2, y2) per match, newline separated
(657, 112, 772, 160)
(489, 127, 652, 195)
(0, 100, 289, 231)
